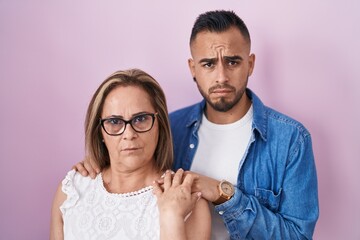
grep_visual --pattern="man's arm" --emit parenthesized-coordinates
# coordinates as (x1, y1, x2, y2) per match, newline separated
(186, 135, 319, 239)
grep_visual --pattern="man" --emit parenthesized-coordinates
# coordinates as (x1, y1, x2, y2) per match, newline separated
(75, 10, 319, 239)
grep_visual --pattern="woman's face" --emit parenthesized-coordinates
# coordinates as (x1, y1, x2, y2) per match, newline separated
(101, 85, 159, 172)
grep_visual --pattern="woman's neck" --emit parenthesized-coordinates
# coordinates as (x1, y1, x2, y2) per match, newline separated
(102, 165, 161, 194)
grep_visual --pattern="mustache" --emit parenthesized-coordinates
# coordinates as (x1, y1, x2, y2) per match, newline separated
(209, 84, 236, 93)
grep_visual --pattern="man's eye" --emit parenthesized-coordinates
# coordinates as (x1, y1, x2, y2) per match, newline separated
(203, 62, 213, 68)
(228, 61, 238, 66)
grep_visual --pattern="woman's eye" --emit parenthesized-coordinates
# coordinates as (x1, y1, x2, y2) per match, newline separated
(133, 115, 147, 123)
(108, 118, 123, 125)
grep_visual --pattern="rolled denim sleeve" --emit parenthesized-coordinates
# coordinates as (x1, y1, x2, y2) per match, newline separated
(215, 135, 319, 240)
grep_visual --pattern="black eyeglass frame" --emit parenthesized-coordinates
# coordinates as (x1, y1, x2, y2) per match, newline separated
(100, 112, 158, 136)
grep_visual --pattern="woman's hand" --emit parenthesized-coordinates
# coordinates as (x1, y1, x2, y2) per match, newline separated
(153, 169, 202, 240)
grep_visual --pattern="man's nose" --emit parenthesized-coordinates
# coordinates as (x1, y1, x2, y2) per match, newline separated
(216, 63, 229, 83)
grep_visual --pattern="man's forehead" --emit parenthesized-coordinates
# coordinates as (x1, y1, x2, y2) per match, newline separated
(190, 29, 249, 56)
(191, 41, 246, 59)
(192, 27, 247, 42)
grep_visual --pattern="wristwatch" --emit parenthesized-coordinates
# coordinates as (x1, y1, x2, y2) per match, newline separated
(212, 180, 235, 205)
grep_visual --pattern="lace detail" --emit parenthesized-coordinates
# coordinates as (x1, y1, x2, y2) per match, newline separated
(60, 170, 160, 240)
(98, 173, 153, 197)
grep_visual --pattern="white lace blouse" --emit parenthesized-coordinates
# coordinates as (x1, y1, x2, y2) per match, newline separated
(60, 170, 159, 240)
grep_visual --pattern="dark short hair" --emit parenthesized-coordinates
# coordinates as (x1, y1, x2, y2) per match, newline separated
(190, 10, 251, 45)
(85, 69, 173, 172)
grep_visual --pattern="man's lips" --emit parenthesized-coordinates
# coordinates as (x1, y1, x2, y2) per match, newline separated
(212, 88, 233, 93)
(211, 88, 234, 96)
(209, 84, 235, 94)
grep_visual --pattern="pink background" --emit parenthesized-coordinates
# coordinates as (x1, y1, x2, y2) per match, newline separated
(1, 1, 359, 239)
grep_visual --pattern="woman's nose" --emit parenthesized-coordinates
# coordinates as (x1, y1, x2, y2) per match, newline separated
(121, 123, 137, 139)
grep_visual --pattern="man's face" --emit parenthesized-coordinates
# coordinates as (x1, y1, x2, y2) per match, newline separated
(188, 27, 255, 112)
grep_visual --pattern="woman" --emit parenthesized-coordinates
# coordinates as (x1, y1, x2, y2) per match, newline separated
(50, 69, 211, 239)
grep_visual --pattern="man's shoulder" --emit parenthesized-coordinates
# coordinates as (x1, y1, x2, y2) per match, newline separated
(262, 105, 311, 137)
(248, 89, 310, 137)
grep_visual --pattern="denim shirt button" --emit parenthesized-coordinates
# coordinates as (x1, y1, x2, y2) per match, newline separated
(189, 144, 195, 149)
(219, 211, 224, 215)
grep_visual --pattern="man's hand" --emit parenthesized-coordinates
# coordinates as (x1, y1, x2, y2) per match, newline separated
(184, 171, 221, 202)
(72, 156, 100, 179)
(155, 170, 221, 202)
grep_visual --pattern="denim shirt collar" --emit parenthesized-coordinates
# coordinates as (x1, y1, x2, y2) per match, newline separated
(185, 88, 268, 141)
(247, 89, 268, 141)
(184, 100, 205, 128)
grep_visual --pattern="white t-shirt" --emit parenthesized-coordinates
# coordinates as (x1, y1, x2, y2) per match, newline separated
(60, 170, 159, 240)
(191, 105, 253, 239)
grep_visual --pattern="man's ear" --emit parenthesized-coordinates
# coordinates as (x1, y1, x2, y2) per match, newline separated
(248, 53, 256, 76)
(188, 58, 196, 80)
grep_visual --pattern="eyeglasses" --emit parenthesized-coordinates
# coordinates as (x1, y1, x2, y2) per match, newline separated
(100, 112, 158, 136)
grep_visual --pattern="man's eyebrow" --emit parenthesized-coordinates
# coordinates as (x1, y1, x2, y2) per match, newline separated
(198, 58, 217, 64)
(224, 55, 243, 61)
(198, 56, 243, 64)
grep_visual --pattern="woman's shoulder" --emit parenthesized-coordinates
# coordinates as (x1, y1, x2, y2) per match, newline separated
(59, 170, 100, 214)
(62, 169, 97, 188)
(61, 169, 100, 199)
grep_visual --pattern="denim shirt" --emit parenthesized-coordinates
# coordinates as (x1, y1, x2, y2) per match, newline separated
(169, 89, 319, 240)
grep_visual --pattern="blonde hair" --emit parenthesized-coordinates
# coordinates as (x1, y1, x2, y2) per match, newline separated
(84, 69, 173, 171)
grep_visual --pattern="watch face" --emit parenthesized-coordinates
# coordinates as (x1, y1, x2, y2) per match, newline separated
(221, 181, 234, 195)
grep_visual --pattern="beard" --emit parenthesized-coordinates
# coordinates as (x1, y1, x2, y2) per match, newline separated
(195, 78, 248, 112)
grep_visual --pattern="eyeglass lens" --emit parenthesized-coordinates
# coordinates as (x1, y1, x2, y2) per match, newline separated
(102, 113, 155, 135)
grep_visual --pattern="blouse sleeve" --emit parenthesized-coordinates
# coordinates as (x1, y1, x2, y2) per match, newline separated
(59, 169, 80, 215)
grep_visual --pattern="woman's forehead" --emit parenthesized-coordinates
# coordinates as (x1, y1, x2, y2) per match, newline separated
(102, 86, 154, 116)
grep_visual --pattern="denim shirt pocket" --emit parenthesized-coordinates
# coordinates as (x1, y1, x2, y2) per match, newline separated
(255, 187, 282, 212)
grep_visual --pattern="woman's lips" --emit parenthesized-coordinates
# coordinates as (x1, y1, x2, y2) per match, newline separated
(122, 147, 141, 152)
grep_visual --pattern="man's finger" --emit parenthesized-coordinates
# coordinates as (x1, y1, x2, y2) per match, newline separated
(83, 160, 97, 179)
(87, 157, 101, 174)
(72, 162, 88, 177)
(182, 172, 197, 187)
